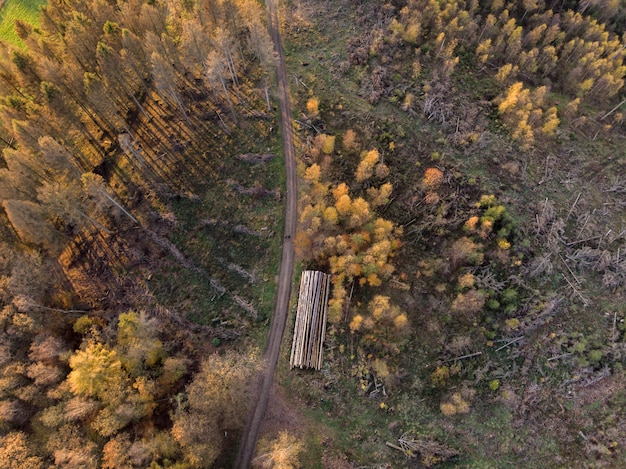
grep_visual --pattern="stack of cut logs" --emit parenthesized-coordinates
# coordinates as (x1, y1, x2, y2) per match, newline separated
(289, 270, 330, 370)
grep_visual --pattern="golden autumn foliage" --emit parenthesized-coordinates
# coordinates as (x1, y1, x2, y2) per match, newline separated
(367, 182, 393, 208)
(349, 295, 409, 355)
(422, 167, 444, 190)
(335, 194, 352, 216)
(322, 135, 336, 155)
(392, 0, 626, 149)
(61, 311, 188, 440)
(306, 97, 320, 116)
(297, 146, 402, 323)
(355, 149, 380, 183)
(494, 82, 561, 149)
(304, 164, 321, 183)
(68, 343, 125, 400)
(440, 392, 470, 416)
(323, 206, 339, 224)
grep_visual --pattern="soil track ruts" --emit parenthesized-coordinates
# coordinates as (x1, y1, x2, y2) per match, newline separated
(234, 0, 297, 466)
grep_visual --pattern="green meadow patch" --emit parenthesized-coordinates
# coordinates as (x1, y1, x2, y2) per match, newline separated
(0, 0, 45, 47)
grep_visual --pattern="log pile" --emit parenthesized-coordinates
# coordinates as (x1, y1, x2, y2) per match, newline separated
(289, 270, 330, 370)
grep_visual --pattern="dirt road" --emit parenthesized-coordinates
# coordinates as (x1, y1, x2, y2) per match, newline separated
(234, 0, 297, 467)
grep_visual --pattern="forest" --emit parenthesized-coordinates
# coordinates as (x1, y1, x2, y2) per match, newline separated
(0, 0, 625, 467)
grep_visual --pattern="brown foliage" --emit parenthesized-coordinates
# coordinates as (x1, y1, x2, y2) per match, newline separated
(102, 434, 134, 469)
(0, 432, 44, 469)
(342, 129, 359, 153)
(451, 289, 486, 324)
(448, 237, 483, 270)
(173, 351, 260, 468)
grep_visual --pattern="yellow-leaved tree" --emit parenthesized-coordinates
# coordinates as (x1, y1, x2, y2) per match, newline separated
(349, 295, 410, 355)
(494, 81, 560, 149)
(66, 311, 186, 438)
(296, 138, 402, 323)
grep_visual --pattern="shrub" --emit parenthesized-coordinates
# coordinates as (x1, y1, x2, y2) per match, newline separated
(451, 289, 486, 323)
(422, 167, 444, 190)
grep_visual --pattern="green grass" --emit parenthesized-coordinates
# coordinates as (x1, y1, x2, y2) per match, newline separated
(140, 108, 285, 338)
(0, 0, 45, 47)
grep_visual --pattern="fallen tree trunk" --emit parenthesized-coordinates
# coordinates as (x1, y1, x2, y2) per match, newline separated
(236, 153, 275, 163)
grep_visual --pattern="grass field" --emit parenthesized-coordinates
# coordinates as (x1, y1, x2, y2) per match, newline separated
(0, 0, 45, 47)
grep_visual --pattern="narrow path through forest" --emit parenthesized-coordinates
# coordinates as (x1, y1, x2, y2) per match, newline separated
(234, 0, 297, 466)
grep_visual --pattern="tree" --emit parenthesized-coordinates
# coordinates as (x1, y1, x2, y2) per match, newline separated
(2, 200, 61, 250)
(116, 311, 165, 378)
(172, 351, 260, 468)
(65, 318, 169, 438)
(247, 18, 275, 110)
(253, 431, 304, 469)
(296, 148, 402, 323)
(102, 434, 133, 469)
(150, 51, 190, 123)
(80, 173, 138, 225)
(349, 295, 409, 355)
(47, 423, 99, 469)
(494, 82, 560, 149)
(342, 129, 359, 153)
(355, 149, 380, 183)
(205, 49, 238, 123)
(180, 17, 212, 81)
(68, 342, 125, 401)
(0, 432, 44, 469)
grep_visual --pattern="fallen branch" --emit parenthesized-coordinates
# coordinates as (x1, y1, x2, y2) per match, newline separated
(562, 273, 590, 306)
(559, 253, 582, 285)
(232, 295, 258, 319)
(495, 336, 523, 352)
(547, 352, 573, 362)
(599, 97, 626, 121)
(386, 441, 405, 453)
(564, 192, 581, 223)
(387, 433, 460, 462)
(443, 351, 482, 363)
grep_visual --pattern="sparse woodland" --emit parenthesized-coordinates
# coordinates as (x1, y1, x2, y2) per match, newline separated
(1, 0, 626, 467)
(286, 0, 626, 466)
